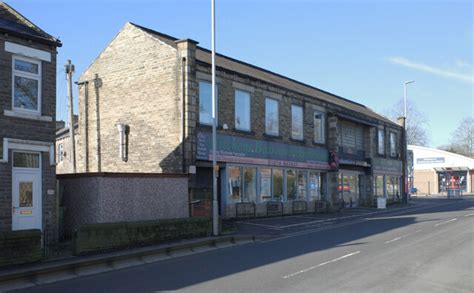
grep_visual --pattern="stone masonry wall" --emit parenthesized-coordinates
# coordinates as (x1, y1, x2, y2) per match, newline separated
(77, 23, 183, 173)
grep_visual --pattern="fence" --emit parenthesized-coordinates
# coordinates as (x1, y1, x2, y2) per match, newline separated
(42, 228, 76, 259)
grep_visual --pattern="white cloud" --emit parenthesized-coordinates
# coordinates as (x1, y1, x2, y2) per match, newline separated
(387, 56, 474, 84)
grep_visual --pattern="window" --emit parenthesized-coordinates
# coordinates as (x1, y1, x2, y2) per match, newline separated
(227, 166, 241, 203)
(377, 129, 385, 155)
(291, 105, 303, 140)
(265, 98, 279, 135)
(12, 56, 41, 114)
(199, 80, 217, 125)
(286, 169, 297, 200)
(242, 167, 257, 202)
(272, 168, 283, 200)
(235, 90, 251, 131)
(13, 152, 40, 168)
(58, 144, 64, 163)
(259, 168, 272, 202)
(297, 171, 307, 200)
(389, 132, 397, 157)
(374, 175, 384, 197)
(314, 111, 325, 143)
(309, 171, 321, 201)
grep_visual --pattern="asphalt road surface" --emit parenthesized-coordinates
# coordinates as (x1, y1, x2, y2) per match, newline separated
(19, 198, 474, 293)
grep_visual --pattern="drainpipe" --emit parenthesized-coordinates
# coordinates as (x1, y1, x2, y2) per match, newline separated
(181, 56, 187, 174)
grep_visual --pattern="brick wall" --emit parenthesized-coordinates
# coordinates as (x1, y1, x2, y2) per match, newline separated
(0, 229, 42, 267)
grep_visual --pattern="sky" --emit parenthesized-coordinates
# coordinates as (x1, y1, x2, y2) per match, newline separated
(7, 0, 473, 148)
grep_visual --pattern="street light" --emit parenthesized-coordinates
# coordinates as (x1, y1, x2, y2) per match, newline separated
(402, 80, 414, 204)
(403, 80, 415, 122)
(211, 0, 219, 236)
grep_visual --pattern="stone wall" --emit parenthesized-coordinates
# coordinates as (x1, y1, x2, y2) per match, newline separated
(76, 23, 183, 173)
(58, 173, 189, 229)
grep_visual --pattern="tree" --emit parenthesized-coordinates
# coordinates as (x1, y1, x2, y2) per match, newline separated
(383, 99, 430, 146)
(445, 117, 474, 158)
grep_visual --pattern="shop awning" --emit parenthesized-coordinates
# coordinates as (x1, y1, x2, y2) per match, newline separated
(434, 167, 470, 172)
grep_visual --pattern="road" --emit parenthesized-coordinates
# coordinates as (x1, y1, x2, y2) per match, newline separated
(20, 198, 474, 293)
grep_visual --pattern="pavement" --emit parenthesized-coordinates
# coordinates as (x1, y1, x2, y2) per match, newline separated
(2, 197, 474, 292)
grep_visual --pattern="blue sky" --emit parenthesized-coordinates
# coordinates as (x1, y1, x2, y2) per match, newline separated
(8, 0, 473, 147)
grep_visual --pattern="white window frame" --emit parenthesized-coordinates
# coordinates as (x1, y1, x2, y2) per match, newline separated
(291, 105, 304, 141)
(313, 111, 325, 144)
(265, 98, 279, 136)
(234, 89, 251, 131)
(12, 55, 42, 115)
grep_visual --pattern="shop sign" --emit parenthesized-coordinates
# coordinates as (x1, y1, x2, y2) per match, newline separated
(196, 132, 329, 169)
(416, 157, 445, 164)
(372, 157, 402, 175)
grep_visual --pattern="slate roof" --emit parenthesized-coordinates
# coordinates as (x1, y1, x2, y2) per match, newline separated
(0, 2, 61, 47)
(134, 22, 398, 126)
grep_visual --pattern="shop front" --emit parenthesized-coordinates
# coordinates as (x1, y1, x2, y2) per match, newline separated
(372, 158, 403, 204)
(196, 132, 330, 218)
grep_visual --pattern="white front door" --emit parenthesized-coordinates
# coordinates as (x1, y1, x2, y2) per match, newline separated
(12, 152, 42, 231)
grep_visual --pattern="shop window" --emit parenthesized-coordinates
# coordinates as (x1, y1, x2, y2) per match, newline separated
(374, 175, 384, 197)
(272, 168, 283, 200)
(291, 105, 304, 140)
(297, 171, 307, 200)
(227, 166, 241, 203)
(265, 98, 279, 136)
(286, 169, 297, 200)
(235, 89, 251, 131)
(199, 80, 217, 125)
(314, 111, 325, 144)
(309, 171, 321, 201)
(260, 168, 272, 202)
(13, 56, 41, 114)
(386, 176, 395, 199)
(243, 167, 257, 202)
(389, 132, 397, 157)
(377, 129, 385, 155)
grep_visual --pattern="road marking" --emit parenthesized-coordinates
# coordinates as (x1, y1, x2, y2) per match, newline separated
(384, 230, 422, 244)
(282, 251, 361, 279)
(236, 221, 282, 230)
(464, 212, 474, 217)
(435, 218, 457, 227)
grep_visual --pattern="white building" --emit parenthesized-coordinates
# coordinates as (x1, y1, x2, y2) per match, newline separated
(408, 145, 474, 194)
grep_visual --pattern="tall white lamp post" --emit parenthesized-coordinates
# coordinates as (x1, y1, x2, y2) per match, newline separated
(403, 80, 414, 202)
(211, 0, 219, 236)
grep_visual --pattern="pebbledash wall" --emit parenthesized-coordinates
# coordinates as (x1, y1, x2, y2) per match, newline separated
(57, 173, 189, 229)
(0, 2, 61, 232)
(68, 22, 404, 219)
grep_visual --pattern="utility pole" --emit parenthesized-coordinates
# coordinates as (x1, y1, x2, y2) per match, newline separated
(65, 60, 77, 173)
(211, 0, 219, 236)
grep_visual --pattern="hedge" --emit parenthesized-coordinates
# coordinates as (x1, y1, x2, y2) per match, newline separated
(0, 229, 42, 267)
(74, 217, 212, 255)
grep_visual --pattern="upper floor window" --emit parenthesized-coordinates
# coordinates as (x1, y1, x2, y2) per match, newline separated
(12, 56, 41, 114)
(291, 105, 304, 140)
(378, 128, 385, 155)
(389, 132, 397, 157)
(199, 80, 217, 125)
(235, 89, 251, 131)
(314, 111, 325, 144)
(265, 98, 279, 136)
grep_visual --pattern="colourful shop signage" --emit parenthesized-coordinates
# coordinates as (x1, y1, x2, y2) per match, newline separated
(196, 132, 330, 170)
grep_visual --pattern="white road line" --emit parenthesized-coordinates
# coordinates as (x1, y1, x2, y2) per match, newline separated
(282, 251, 361, 279)
(464, 212, 474, 217)
(434, 218, 457, 227)
(384, 230, 422, 244)
(236, 221, 282, 230)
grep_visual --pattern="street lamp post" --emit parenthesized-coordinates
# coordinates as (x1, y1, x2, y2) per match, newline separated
(402, 80, 414, 203)
(211, 0, 219, 236)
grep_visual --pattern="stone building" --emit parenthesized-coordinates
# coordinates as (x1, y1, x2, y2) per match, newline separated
(0, 2, 61, 231)
(72, 22, 404, 218)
